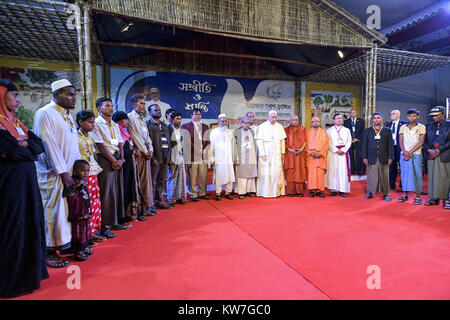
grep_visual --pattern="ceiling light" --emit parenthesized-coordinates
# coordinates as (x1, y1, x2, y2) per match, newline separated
(121, 22, 133, 32)
(338, 50, 344, 59)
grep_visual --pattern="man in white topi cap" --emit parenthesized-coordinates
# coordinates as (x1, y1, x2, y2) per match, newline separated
(33, 79, 81, 268)
(209, 113, 236, 200)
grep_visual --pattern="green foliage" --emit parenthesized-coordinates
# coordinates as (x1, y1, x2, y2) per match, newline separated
(313, 96, 324, 107)
(15, 105, 35, 129)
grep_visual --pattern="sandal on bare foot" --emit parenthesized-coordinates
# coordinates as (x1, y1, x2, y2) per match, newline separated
(47, 253, 70, 268)
(74, 250, 89, 261)
(424, 199, 439, 206)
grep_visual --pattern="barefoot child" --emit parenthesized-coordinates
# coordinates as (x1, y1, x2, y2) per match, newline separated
(64, 159, 94, 261)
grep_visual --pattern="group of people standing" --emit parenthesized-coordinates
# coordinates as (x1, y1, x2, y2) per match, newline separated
(1, 77, 449, 298)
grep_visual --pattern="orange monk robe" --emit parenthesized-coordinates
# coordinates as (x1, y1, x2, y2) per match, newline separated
(284, 125, 307, 185)
(306, 127, 329, 190)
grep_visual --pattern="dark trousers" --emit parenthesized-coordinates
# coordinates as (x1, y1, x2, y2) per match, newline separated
(349, 141, 363, 175)
(97, 153, 125, 229)
(151, 160, 169, 204)
(389, 145, 402, 190)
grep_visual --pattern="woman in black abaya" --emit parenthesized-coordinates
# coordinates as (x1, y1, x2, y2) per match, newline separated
(0, 79, 49, 297)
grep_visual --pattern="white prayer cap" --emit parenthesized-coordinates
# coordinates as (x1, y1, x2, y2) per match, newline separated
(218, 113, 227, 118)
(51, 79, 73, 93)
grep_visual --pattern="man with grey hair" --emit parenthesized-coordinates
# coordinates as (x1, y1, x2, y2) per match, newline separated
(386, 109, 408, 190)
(246, 111, 258, 134)
(209, 114, 236, 200)
(255, 110, 287, 198)
(144, 87, 172, 118)
(234, 116, 258, 199)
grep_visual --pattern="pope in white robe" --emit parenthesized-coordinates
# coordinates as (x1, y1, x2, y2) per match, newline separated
(325, 114, 352, 194)
(255, 110, 287, 198)
(33, 80, 81, 251)
(209, 114, 236, 198)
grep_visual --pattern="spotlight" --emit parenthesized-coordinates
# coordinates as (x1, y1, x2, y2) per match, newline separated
(338, 50, 344, 59)
(121, 22, 133, 32)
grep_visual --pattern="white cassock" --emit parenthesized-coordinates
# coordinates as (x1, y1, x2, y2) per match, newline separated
(255, 121, 287, 198)
(209, 127, 236, 193)
(33, 101, 81, 248)
(325, 125, 352, 193)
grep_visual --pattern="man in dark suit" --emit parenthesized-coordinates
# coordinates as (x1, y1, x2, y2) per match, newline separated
(181, 109, 211, 202)
(385, 109, 408, 190)
(147, 103, 172, 209)
(344, 109, 365, 175)
(362, 112, 394, 201)
(424, 106, 450, 209)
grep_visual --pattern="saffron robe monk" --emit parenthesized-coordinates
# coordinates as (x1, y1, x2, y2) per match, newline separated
(284, 115, 307, 197)
(306, 117, 329, 198)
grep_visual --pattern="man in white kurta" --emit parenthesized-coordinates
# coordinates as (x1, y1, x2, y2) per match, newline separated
(34, 79, 80, 267)
(255, 110, 287, 198)
(209, 114, 236, 200)
(325, 113, 352, 196)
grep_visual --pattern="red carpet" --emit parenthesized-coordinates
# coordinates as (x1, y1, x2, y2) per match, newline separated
(10, 179, 450, 300)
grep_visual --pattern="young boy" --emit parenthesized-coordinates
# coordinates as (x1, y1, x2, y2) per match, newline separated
(398, 108, 426, 204)
(64, 159, 94, 261)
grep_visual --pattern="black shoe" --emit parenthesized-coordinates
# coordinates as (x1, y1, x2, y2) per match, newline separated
(245, 193, 256, 197)
(191, 197, 200, 202)
(176, 199, 186, 205)
(309, 191, 315, 198)
(111, 224, 128, 230)
(339, 192, 347, 198)
(155, 202, 170, 209)
(137, 216, 147, 221)
(297, 193, 304, 197)
(199, 195, 211, 200)
(145, 208, 157, 216)
(224, 194, 234, 200)
(287, 194, 295, 197)
(215, 195, 221, 201)
(239, 195, 245, 199)
(329, 191, 338, 197)
(168, 201, 176, 207)
(364, 192, 373, 199)
(317, 192, 325, 198)
(383, 195, 392, 202)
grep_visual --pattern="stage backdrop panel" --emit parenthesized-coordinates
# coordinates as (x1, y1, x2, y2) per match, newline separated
(303, 82, 362, 129)
(0, 57, 82, 129)
(110, 68, 295, 127)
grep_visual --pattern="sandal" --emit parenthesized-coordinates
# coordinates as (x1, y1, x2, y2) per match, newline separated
(444, 201, 450, 210)
(397, 194, 408, 203)
(424, 199, 440, 206)
(413, 197, 422, 205)
(74, 250, 89, 261)
(84, 247, 94, 255)
(46, 253, 70, 268)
